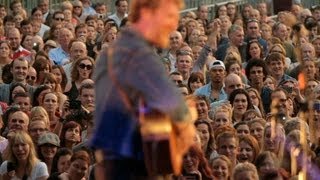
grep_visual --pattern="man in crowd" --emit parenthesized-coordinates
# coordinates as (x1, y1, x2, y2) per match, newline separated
(108, 0, 128, 27)
(49, 28, 74, 65)
(195, 60, 227, 103)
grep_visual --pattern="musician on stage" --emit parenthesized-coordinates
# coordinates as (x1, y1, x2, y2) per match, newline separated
(90, 0, 196, 179)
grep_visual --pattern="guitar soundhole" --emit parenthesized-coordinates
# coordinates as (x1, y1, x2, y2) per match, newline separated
(143, 139, 173, 175)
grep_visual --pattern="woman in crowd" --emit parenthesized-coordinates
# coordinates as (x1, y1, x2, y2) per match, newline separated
(33, 84, 52, 107)
(187, 72, 205, 93)
(194, 120, 215, 160)
(0, 131, 48, 179)
(224, 59, 247, 84)
(263, 75, 277, 90)
(261, 123, 286, 162)
(52, 65, 68, 93)
(8, 82, 27, 105)
(0, 41, 12, 80)
(210, 155, 232, 180)
(102, 26, 118, 47)
(40, 72, 62, 93)
(247, 118, 266, 147)
(21, 34, 34, 52)
(30, 106, 50, 127)
(180, 145, 214, 179)
(246, 87, 265, 116)
(211, 104, 232, 131)
(242, 109, 261, 122)
(42, 92, 60, 131)
(246, 40, 264, 61)
(255, 151, 281, 179)
(60, 121, 82, 150)
(228, 89, 254, 123)
(31, 7, 50, 37)
(232, 162, 259, 180)
(51, 148, 73, 175)
(214, 5, 227, 18)
(237, 134, 260, 163)
(58, 150, 90, 180)
(33, 52, 52, 86)
(37, 132, 60, 174)
(65, 56, 95, 100)
(72, 1, 85, 24)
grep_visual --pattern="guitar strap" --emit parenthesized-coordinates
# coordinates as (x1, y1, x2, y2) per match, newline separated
(106, 47, 144, 124)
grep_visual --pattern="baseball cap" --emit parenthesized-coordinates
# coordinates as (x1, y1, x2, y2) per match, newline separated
(38, 132, 60, 147)
(209, 60, 225, 70)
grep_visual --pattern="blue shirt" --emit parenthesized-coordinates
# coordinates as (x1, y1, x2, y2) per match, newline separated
(90, 28, 190, 160)
(48, 47, 69, 65)
(194, 83, 228, 104)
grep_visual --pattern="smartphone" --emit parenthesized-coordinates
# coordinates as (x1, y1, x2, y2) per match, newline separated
(7, 162, 16, 172)
(68, 100, 82, 110)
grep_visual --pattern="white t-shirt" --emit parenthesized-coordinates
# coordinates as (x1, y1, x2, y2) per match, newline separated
(0, 160, 49, 180)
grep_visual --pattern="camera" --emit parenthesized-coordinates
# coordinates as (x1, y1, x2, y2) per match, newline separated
(32, 43, 39, 52)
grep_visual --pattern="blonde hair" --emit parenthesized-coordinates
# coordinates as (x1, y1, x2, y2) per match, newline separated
(212, 104, 232, 121)
(224, 46, 242, 64)
(4, 131, 39, 176)
(232, 162, 258, 180)
(30, 106, 50, 129)
(261, 123, 285, 162)
(210, 155, 232, 178)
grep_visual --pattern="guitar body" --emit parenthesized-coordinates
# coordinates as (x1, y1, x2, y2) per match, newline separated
(140, 112, 182, 176)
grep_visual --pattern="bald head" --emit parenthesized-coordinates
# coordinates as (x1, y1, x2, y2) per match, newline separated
(70, 41, 87, 60)
(7, 27, 21, 51)
(301, 43, 315, 59)
(169, 31, 183, 50)
(8, 111, 30, 132)
(224, 73, 243, 95)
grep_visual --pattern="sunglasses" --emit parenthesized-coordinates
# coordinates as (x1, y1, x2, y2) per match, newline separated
(27, 75, 36, 80)
(54, 17, 64, 21)
(74, 6, 82, 8)
(79, 63, 92, 70)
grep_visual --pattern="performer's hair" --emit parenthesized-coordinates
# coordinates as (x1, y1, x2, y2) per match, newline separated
(129, 0, 184, 23)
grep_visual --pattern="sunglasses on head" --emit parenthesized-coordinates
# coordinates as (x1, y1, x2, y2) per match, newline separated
(79, 63, 92, 70)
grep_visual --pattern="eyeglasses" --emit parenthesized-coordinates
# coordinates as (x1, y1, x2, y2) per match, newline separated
(79, 63, 93, 70)
(27, 75, 36, 80)
(54, 17, 64, 21)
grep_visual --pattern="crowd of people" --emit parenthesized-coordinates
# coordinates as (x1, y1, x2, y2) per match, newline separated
(163, 1, 320, 180)
(0, 0, 317, 179)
